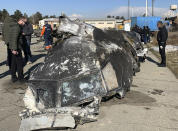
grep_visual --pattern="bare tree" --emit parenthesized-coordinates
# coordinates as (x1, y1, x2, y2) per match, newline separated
(13, 10, 23, 20)
(0, 9, 9, 22)
(107, 15, 111, 18)
(29, 12, 43, 25)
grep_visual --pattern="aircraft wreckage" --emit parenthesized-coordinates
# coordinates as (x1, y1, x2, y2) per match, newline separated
(19, 16, 147, 131)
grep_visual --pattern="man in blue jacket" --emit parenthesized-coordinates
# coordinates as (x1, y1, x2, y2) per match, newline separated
(40, 21, 52, 50)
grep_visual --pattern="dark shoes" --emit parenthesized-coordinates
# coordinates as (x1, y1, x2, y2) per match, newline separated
(11, 77, 18, 83)
(157, 63, 166, 67)
(18, 78, 27, 84)
(11, 77, 27, 84)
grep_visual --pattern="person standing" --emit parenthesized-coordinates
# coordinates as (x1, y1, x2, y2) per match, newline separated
(40, 21, 52, 50)
(22, 18, 34, 64)
(143, 26, 148, 44)
(3, 16, 26, 83)
(146, 26, 151, 43)
(157, 21, 168, 67)
(2, 18, 12, 70)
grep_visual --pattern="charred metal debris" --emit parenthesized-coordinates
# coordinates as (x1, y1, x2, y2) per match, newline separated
(19, 16, 148, 131)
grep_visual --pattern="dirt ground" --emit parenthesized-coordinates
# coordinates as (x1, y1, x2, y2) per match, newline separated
(150, 31, 178, 79)
(0, 37, 178, 131)
(167, 32, 178, 46)
(152, 31, 178, 46)
(150, 49, 178, 79)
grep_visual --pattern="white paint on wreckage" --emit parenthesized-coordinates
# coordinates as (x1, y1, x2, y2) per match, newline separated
(58, 16, 94, 39)
(20, 16, 134, 130)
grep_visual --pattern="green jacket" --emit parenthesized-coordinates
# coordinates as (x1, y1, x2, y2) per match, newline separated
(2, 16, 22, 50)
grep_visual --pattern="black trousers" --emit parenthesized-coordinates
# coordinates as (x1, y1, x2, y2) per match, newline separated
(22, 40, 32, 63)
(158, 42, 166, 64)
(7, 48, 12, 69)
(11, 50, 24, 79)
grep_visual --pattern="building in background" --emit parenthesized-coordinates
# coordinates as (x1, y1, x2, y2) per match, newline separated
(84, 18, 121, 29)
(39, 17, 124, 30)
(32, 25, 39, 30)
(39, 18, 59, 29)
(124, 20, 131, 31)
(115, 19, 124, 30)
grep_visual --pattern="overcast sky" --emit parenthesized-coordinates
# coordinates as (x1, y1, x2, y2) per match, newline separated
(0, 0, 177, 18)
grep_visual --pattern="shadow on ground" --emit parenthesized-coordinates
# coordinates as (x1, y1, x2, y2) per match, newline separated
(0, 70, 10, 79)
(101, 91, 156, 107)
(2, 80, 27, 94)
(31, 54, 46, 63)
(0, 54, 45, 79)
(146, 56, 159, 65)
(24, 63, 43, 80)
(0, 60, 6, 66)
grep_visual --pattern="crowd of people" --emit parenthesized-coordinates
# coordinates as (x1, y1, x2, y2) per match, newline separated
(132, 25, 151, 44)
(132, 21, 168, 67)
(2, 16, 53, 83)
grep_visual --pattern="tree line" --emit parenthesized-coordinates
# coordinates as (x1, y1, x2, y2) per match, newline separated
(0, 9, 57, 25)
(0, 9, 126, 25)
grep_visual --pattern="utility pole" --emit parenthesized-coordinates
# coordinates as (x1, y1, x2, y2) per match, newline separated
(146, 0, 148, 16)
(152, 0, 155, 16)
(128, 0, 130, 19)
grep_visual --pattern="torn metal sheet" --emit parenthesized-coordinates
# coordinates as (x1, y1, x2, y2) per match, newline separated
(20, 16, 144, 130)
(123, 31, 148, 59)
(102, 62, 118, 91)
(60, 71, 106, 107)
(19, 114, 75, 131)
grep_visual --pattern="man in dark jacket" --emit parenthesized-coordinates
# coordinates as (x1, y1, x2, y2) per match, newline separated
(157, 21, 168, 67)
(3, 16, 26, 83)
(22, 18, 34, 64)
(143, 26, 151, 44)
(2, 17, 12, 69)
(146, 26, 151, 43)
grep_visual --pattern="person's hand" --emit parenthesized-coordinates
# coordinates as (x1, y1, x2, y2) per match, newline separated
(12, 50, 18, 55)
(160, 46, 163, 49)
(40, 36, 43, 40)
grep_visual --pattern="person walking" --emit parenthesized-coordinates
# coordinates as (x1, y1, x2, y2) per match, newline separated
(157, 21, 168, 67)
(3, 16, 26, 83)
(22, 18, 34, 64)
(40, 21, 52, 50)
